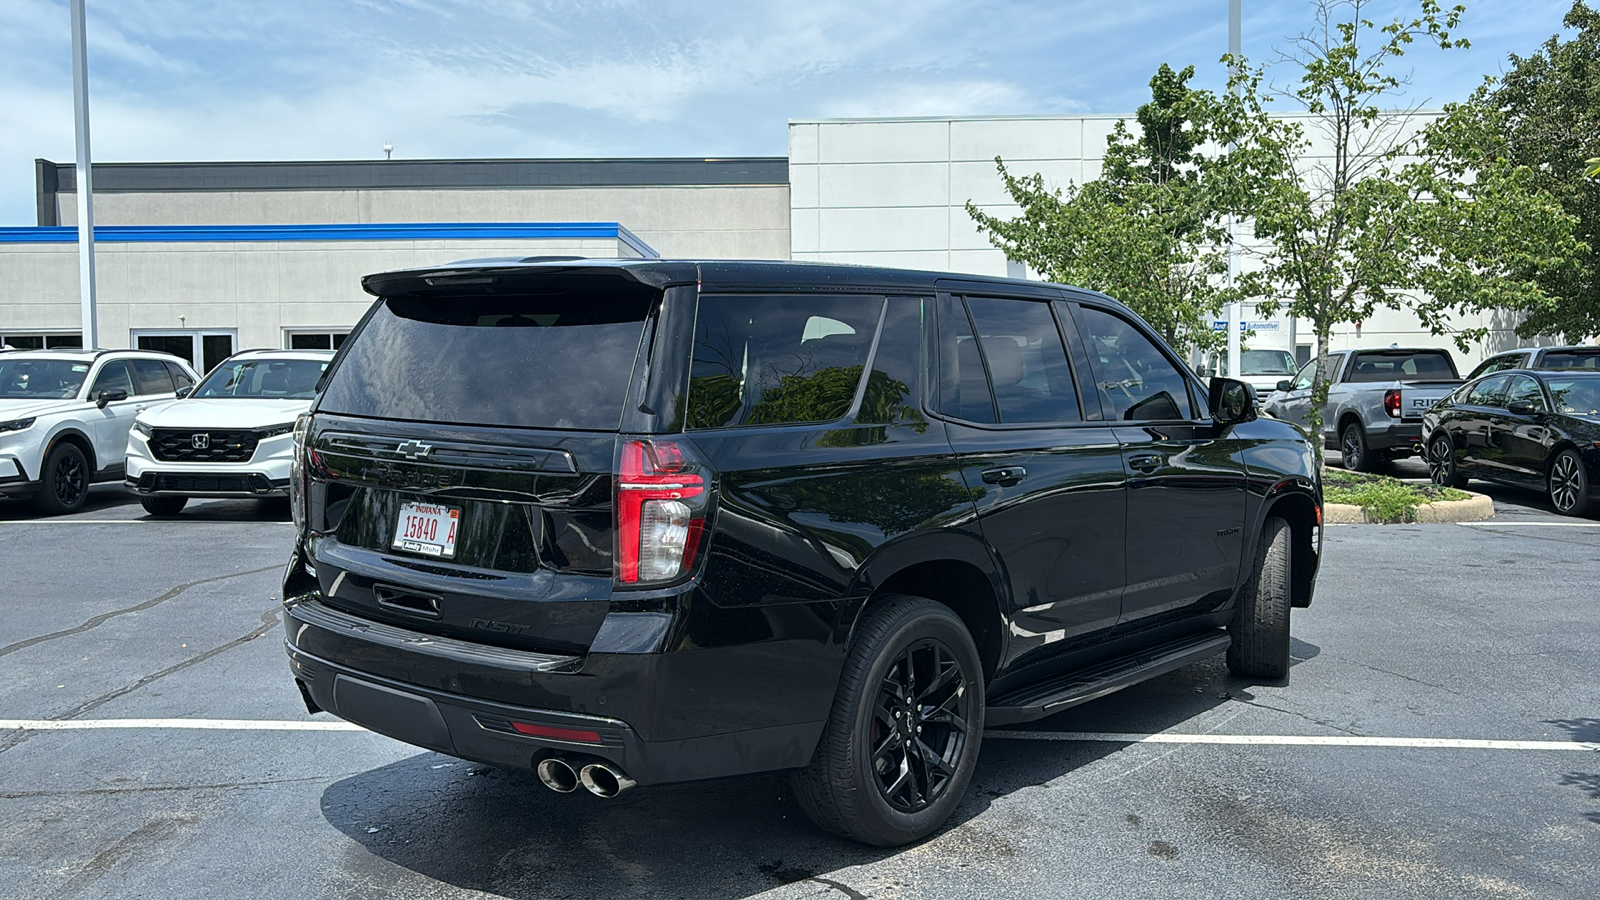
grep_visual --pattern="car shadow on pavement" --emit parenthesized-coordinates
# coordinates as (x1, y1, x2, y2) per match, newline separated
(0, 483, 134, 519)
(319, 641, 1321, 898)
(1548, 718, 1600, 825)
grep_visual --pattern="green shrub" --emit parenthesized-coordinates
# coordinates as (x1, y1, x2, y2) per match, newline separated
(1322, 468, 1470, 523)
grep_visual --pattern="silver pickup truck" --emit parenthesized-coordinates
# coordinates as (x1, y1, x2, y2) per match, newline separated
(1262, 347, 1462, 471)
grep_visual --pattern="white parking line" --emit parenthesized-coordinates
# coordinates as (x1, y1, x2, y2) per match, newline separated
(986, 731, 1600, 751)
(1458, 522, 1600, 527)
(2, 719, 1595, 751)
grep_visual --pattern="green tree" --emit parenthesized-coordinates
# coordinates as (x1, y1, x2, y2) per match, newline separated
(1474, 1, 1600, 340)
(967, 63, 1235, 356)
(1216, 0, 1580, 460)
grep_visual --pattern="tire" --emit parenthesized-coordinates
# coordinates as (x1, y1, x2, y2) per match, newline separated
(1340, 422, 1374, 472)
(1227, 516, 1292, 680)
(789, 594, 984, 847)
(140, 495, 188, 517)
(31, 443, 90, 515)
(1426, 434, 1467, 489)
(1548, 449, 1593, 517)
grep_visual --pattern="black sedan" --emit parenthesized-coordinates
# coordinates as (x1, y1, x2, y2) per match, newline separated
(1422, 369, 1600, 516)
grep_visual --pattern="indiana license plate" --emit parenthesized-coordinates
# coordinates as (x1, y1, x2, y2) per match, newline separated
(392, 501, 460, 558)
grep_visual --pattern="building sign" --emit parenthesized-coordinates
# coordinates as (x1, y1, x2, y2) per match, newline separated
(1212, 320, 1282, 332)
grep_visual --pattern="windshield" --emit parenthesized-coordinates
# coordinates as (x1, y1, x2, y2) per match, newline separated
(194, 359, 328, 399)
(1547, 377, 1600, 416)
(0, 359, 90, 399)
(1239, 350, 1298, 376)
(1540, 350, 1600, 370)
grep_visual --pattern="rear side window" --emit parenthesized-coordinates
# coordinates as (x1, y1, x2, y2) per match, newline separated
(1466, 375, 1510, 407)
(687, 294, 884, 429)
(964, 297, 1081, 424)
(166, 362, 195, 390)
(131, 359, 174, 395)
(1346, 351, 1457, 382)
(318, 290, 655, 430)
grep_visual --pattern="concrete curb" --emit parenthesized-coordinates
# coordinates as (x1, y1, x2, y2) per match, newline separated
(1324, 491, 1495, 525)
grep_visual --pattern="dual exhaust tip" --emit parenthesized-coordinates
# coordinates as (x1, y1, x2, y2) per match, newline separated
(536, 757, 635, 799)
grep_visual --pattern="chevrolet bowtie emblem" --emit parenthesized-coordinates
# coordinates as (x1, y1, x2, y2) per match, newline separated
(395, 440, 433, 460)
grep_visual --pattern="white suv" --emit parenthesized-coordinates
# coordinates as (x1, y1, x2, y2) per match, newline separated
(125, 349, 335, 516)
(0, 350, 199, 514)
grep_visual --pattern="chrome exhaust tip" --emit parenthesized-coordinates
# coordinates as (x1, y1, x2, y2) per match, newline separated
(579, 762, 637, 798)
(536, 757, 579, 793)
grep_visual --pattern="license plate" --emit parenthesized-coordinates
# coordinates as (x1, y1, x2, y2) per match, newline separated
(391, 501, 460, 558)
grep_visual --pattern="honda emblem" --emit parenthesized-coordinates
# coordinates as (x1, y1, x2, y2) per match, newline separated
(192, 433, 211, 450)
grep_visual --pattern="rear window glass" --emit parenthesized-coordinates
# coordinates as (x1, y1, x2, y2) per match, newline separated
(1540, 350, 1600, 370)
(1345, 351, 1457, 382)
(318, 291, 654, 430)
(1547, 377, 1600, 415)
(687, 294, 884, 429)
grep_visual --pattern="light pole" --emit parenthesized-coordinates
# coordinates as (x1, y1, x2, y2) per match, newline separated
(70, 0, 98, 349)
(1225, 0, 1242, 382)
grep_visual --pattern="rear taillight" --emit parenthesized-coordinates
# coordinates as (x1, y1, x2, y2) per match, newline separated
(1383, 390, 1402, 418)
(616, 438, 709, 585)
(289, 413, 313, 528)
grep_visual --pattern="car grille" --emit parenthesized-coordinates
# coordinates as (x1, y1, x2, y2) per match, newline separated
(149, 473, 276, 494)
(150, 429, 262, 463)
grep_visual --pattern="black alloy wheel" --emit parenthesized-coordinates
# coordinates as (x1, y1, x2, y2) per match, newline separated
(870, 639, 969, 813)
(1427, 434, 1467, 489)
(789, 594, 984, 846)
(1549, 449, 1592, 517)
(1341, 422, 1373, 472)
(32, 443, 88, 514)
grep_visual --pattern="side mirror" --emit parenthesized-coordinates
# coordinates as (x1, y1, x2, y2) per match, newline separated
(175, 385, 193, 399)
(1506, 399, 1536, 415)
(95, 389, 128, 409)
(1276, 379, 1294, 392)
(1209, 377, 1258, 426)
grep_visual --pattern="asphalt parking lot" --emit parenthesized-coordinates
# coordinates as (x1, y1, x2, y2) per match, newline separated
(2, 477, 1597, 900)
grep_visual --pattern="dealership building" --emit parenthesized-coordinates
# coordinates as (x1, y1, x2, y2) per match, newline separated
(0, 114, 1553, 373)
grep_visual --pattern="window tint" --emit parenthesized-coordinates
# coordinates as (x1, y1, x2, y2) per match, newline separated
(89, 361, 134, 397)
(686, 294, 883, 430)
(1345, 350, 1457, 382)
(1503, 375, 1546, 411)
(318, 289, 655, 430)
(1548, 377, 1600, 415)
(131, 359, 174, 395)
(1540, 350, 1600, 370)
(934, 295, 995, 424)
(165, 362, 194, 389)
(964, 297, 1080, 424)
(855, 297, 926, 428)
(1075, 306, 1195, 420)
(1466, 374, 1510, 407)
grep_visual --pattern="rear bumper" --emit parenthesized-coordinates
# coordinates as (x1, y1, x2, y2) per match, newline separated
(1326, 420, 1424, 454)
(282, 595, 828, 786)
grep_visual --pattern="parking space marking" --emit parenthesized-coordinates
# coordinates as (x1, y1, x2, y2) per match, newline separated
(3, 719, 1596, 752)
(1458, 522, 1600, 527)
(986, 731, 1600, 751)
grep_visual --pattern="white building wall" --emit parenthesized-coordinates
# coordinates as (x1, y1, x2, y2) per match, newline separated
(791, 113, 1546, 371)
(0, 236, 633, 352)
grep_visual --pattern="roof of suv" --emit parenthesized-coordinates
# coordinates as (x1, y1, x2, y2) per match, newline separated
(0, 348, 190, 364)
(224, 349, 338, 362)
(361, 257, 1116, 304)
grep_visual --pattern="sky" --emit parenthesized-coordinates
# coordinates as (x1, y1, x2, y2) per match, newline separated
(0, 0, 1583, 227)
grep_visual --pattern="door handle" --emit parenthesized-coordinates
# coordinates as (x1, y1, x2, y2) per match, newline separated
(980, 466, 1027, 486)
(1128, 453, 1162, 473)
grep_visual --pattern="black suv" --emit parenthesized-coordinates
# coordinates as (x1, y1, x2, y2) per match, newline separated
(282, 259, 1322, 846)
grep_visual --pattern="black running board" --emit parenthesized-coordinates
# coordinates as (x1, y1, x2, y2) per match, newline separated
(986, 631, 1231, 726)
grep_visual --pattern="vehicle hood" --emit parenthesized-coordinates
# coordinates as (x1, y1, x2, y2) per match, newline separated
(136, 398, 311, 429)
(0, 397, 83, 421)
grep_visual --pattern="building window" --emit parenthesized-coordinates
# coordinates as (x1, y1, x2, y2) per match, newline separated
(133, 330, 237, 374)
(1, 332, 83, 350)
(285, 331, 349, 351)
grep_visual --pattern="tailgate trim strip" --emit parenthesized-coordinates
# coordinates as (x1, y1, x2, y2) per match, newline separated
(286, 597, 582, 673)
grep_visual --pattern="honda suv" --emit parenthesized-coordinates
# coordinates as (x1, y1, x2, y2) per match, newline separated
(282, 259, 1322, 846)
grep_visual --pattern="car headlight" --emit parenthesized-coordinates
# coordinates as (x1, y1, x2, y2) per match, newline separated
(0, 417, 35, 434)
(132, 419, 153, 437)
(258, 423, 296, 439)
